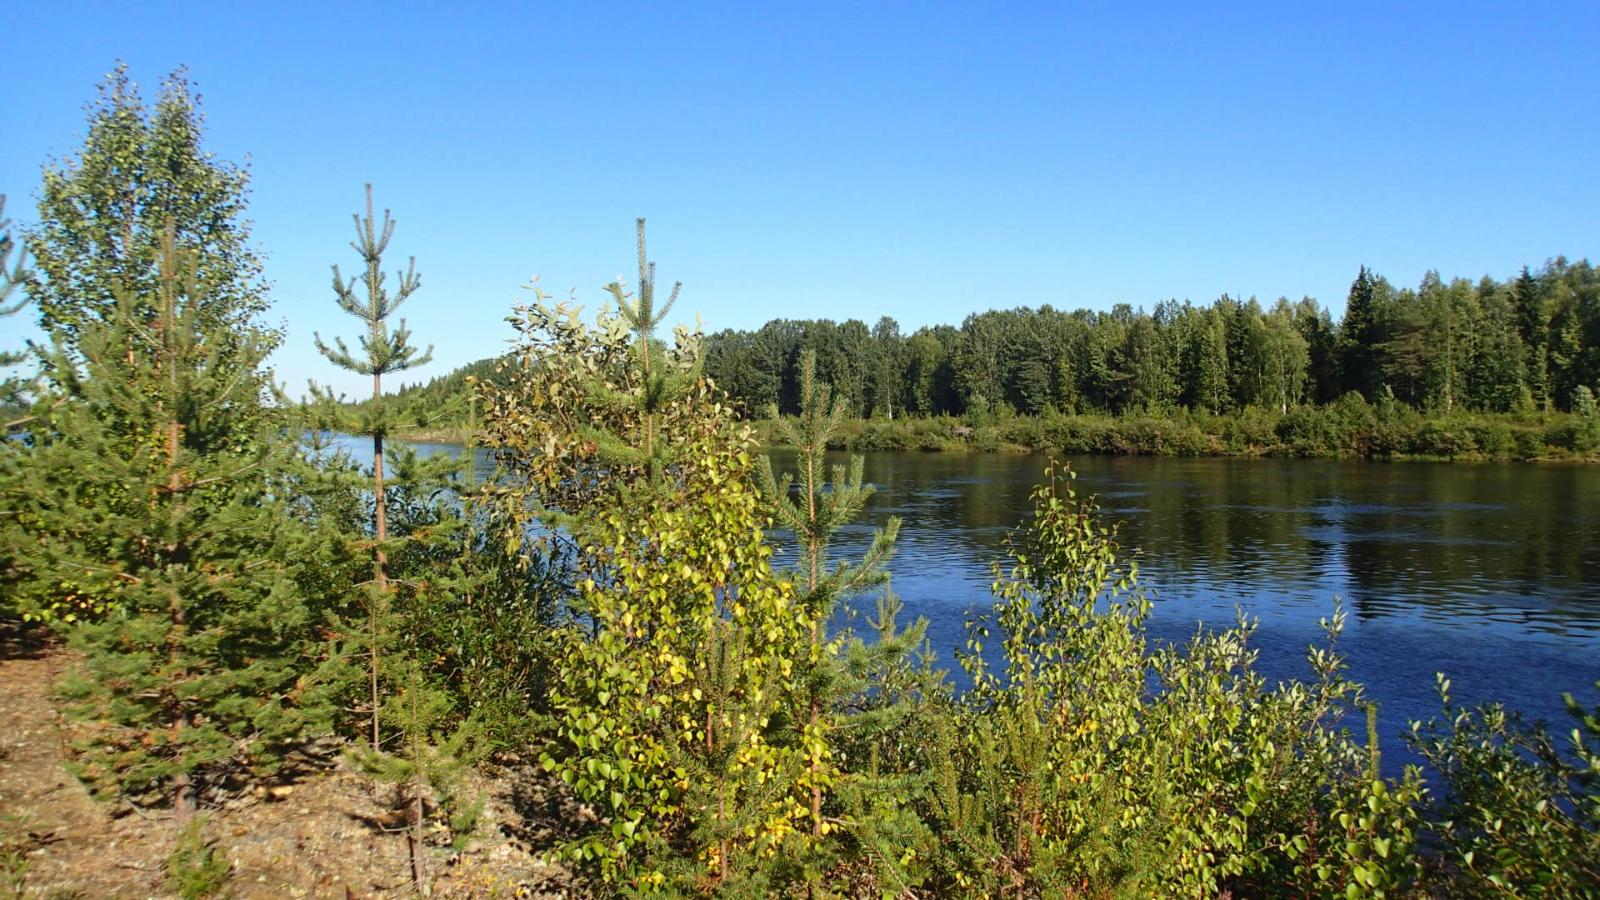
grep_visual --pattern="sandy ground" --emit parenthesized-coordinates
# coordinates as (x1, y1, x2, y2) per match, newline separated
(0, 631, 582, 898)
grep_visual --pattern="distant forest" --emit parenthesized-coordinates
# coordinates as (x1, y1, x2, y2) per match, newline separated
(389, 258, 1599, 424)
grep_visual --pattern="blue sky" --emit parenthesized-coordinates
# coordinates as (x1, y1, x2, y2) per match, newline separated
(3, 1, 1597, 397)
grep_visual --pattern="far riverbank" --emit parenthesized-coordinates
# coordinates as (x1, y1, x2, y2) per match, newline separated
(377, 401, 1600, 463)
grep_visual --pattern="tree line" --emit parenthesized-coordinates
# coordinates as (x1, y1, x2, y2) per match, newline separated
(702, 262, 1600, 421)
(1, 67, 1596, 897)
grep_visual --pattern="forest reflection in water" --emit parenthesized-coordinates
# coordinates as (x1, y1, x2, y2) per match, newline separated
(363, 434, 1600, 759)
(774, 451, 1600, 755)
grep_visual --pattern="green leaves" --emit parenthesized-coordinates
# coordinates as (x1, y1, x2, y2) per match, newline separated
(1407, 678, 1600, 895)
(483, 228, 817, 890)
(28, 65, 268, 355)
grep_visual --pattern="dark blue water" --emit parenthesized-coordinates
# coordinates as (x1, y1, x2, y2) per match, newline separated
(335, 435, 1600, 762)
(792, 452, 1600, 763)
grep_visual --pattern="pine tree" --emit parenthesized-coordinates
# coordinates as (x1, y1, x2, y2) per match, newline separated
(24, 226, 336, 819)
(594, 218, 700, 484)
(1339, 266, 1386, 401)
(1513, 266, 1553, 410)
(348, 653, 484, 895)
(757, 350, 903, 840)
(314, 183, 433, 749)
(340, 397, 527, 894)
(0, 195, 36, 626)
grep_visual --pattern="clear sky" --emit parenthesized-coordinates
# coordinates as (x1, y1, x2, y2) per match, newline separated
(3, 1, 1597, 397)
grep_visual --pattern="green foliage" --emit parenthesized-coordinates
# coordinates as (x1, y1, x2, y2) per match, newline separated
(592, 218, 703, 484)
(0, 195, 32, 413)
(339, 354, 508, 439)
(165, 816, 229, 900)
(755, 347, 937, 889)
(2, 71, 340, 826)
(758, 349, 900, 600)
(824, 588, 949, 895)
(482, 237, 818, 889)
(11, 69, 1600, 896)
(696, 260, 1600, 421)
(1571, 384, 1600, 452)
(0, 812, 37, 898)
(348, 658, 487, 891)
(386, 445, 569, 748)
(313, 183, 436, 753)
(0, 196, 35, 626)
(1408, 677, 1600, 896)
(313, 183, 433, 391)
(26, 232, 339, 812)
(911, 463, 1428, 896)
(365, 252, 1600, 453)
(27, 65, 266, 351)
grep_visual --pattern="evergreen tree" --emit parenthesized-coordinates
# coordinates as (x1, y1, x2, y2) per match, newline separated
(0, 196, 35, 626)
(348, 652, 484, 894)
(1550, 298, 1585, 411)
(24, 226, 337, 818)
(595, 217, 700, 483)
(755, 353, 946, 887)
(314, 183, 433, 749)
(1470, 283, 1531, 412)
(1117, 314, 1174, 412)
(758, 350, 903, 840)
(1293, 298, 1340, 405)
(1513, 266, 1552, 410)
(1186, 309, 1229, 414)
(340, 391, 541, 894)
(1338, 266, 1386, 400)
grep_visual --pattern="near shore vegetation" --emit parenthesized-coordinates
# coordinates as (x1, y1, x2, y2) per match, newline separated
(2, 66, 1596, 897)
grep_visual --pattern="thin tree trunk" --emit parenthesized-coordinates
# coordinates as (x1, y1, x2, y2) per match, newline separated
(804, 450, 824, 838)
(407, 672, 427, 894)
(168, 415, 197, 822)
(371, 372, 387, 751)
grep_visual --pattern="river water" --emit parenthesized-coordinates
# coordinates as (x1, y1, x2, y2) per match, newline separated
(790, 453, 1600, 748)
(341, 436, 1600, 757)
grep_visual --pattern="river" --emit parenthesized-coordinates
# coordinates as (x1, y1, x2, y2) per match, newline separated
(334, 435, 1600, 760)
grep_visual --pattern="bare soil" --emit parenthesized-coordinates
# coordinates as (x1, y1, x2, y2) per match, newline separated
(0, 631, 583, 899)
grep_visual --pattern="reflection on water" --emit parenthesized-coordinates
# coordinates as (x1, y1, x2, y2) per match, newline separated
(771, 452, 1600, 756)
(339, 434, 1600, 758)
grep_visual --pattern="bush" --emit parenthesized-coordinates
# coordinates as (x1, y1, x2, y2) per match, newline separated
(1218, 406, 1280, 454)
(1466, 419, 1517, 458)
(166, 817, 229, 900)
(1116, 417, 1209, 455)
(916, 463, 1426, 895)
(854, 420, 916, 451)
(1412, 419, 1477, 459)
(1514, 427, 1550, 459)
(1408, 677, 1600, 895)
(997, 416, 1044, 448)
(1040, 415, 1118, 455)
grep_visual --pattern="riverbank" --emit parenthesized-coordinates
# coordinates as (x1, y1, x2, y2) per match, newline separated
(385, 402, 1600, 463)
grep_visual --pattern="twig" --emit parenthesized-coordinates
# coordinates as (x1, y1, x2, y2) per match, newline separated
(123, 799, 160, 821)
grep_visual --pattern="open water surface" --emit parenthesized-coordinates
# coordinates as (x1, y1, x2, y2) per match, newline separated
(334, 435, 1600, 759)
